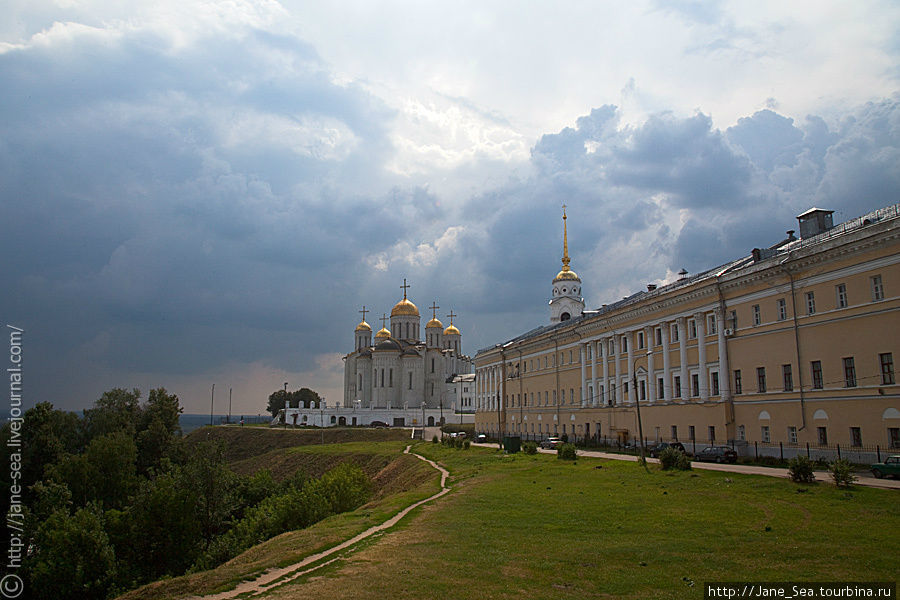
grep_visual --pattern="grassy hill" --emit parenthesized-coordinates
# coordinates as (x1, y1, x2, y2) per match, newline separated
(122, 430, 900, 599)
(119, 428, 437, 600)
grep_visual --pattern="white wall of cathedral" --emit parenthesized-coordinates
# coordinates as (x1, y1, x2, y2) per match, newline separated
(355, 331, 371, 350)
(425, 327, 443, 348)
(390, 316, 420, 342)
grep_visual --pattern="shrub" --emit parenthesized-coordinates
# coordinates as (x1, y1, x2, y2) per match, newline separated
(432, 435, 438, 443)
(557, 443, 577, 461)
(659, 447, 691, 471)
(463, 440, 470, 450)
(830, 458, 856, 488)
(788, 455, 816, 483)
(560, 433, 569, 443)
(522, 441, 538, 455)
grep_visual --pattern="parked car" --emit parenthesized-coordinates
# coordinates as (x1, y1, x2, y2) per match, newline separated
(694, 446, 738, 463)
(870, 455, 900, 479)
(475, 434, 487, 443)
(648, 441, 686, 458)
(540, 437, 563, 450)
(368, 421, 389, 428)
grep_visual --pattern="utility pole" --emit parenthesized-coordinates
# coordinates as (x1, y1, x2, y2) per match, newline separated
(228, 387, 232, 425)
(209, 384, 215, 426)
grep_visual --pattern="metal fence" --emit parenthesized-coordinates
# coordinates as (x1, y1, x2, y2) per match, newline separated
(492, 432, 899, 464)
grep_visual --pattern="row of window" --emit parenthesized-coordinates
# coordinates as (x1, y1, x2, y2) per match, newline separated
(748, 274, 885, 326)
(481, 352, 895, 409)
(733, 353, 895, 394)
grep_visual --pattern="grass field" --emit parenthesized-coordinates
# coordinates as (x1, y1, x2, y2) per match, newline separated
(256, 443, 898, 600)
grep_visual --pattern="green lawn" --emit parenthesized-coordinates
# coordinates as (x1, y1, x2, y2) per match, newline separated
(261, 443, 898, 600)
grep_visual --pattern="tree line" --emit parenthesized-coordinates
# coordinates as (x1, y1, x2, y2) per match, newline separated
(0, 388, 370, 599)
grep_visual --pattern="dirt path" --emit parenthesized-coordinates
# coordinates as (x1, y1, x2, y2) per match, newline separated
(186, 445, 450, 600)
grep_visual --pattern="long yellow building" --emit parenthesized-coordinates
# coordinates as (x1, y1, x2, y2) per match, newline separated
(474, 204, 900, 457)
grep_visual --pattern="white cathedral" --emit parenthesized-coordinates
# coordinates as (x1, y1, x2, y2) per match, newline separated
(276, 281, 475, 428)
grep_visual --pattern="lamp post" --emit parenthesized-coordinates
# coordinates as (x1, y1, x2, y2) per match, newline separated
(283, 382, 288, 429)
(632, 351, 652, 466)
(320, 396, 325, 444)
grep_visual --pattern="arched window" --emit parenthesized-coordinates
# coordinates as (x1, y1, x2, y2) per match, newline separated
(561, 312, 571, 321)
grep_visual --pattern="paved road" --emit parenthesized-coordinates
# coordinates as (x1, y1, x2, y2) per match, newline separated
(471, 443, 900, 490)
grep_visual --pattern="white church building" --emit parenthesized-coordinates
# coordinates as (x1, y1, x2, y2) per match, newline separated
(277, 281, 474, 428)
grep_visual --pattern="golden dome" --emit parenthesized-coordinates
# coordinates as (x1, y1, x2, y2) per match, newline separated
(375, 327, 391, 339)
(391, 298, 420, 317)
(553, 268, 581, 283)
(426, 317, 444, 329)
(355, 320, 372, 332)
(444, 324, 460, 336)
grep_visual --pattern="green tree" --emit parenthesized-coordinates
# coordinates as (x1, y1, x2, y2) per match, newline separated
(180, 441, 238, 549)
(266, 389, 289, 417)
(28, 505, 117, 600)
(49, 431, 138, 510)
(83, 387, 142, 440)
(112, 470, 202, 584)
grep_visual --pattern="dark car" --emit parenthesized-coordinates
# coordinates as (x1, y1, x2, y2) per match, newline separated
(648, 441, 686, 458)
(694, 446, 738, 463)
(870, 455, 900, 479)
(475, 434, 487, 443)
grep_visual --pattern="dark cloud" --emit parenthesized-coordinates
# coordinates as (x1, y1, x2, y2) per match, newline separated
(2, 17, 898, 412)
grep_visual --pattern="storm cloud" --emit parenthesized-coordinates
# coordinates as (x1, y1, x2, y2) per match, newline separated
(1, 2, 898, 412)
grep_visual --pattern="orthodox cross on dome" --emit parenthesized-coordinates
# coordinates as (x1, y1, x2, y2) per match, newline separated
(359, 305, 369, 321)
(561, 204, 571, 271)
(430, 301, 440, 319)
(446, 309, 457, 325)
(400, 278, 410, 300)
(380, 313, 388, 329)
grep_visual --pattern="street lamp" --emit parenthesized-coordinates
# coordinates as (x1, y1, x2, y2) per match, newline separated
(283, 382, 288, 429)
(632, 351, 652, 466)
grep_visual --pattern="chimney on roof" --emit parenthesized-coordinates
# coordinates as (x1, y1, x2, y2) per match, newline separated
(797, 208, 834, 238)
(786, 230, 796, 241)
(647, 284, 657, 291)
(678, 268, 688, 280)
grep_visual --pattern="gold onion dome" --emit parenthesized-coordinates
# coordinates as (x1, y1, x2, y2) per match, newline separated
(355, 320, 372, 332)
(391, 298, 420, 317)
(375, 327, 391, 339)
(426, 317, 444, 329)
(553, 268, 581, 283)
(444, 324, 460, 336)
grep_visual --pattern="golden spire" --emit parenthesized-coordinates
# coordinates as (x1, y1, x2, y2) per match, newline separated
(561, 204, 570, 272)
(553, 203, 580, 283)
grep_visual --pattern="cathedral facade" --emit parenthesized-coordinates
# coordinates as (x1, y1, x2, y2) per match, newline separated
(343, 282, 473, 413)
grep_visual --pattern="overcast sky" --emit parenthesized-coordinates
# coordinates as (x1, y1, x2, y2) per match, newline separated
(2, 1, 899, 414)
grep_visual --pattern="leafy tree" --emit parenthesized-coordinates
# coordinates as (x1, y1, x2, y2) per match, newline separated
(266, 387, 322, 416)
(180, 441, 238, 549)
(28, 505, 117, 600)
(266, 389, 290, 417)
(83, 387, 142, 440)
(111, 470, 202, 584)
(49, 431, 138, 510)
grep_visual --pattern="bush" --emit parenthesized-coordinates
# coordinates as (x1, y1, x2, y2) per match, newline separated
(431, 435, 438, 443)
(659, 447, 691, 471)
(557, 443, 577, 461)
(463, 440, 470, 450)
(830, 458, 856, 488)
(522, 441, 538, 455)
(788, 455, 816, 483)
(560, 433, 569, 443)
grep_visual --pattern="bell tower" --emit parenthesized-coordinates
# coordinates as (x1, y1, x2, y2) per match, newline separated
(549, 205, 585, 323)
